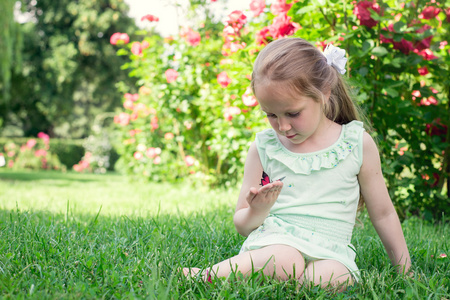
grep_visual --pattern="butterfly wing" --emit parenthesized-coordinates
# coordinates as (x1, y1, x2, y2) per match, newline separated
(260, 171, 271, 186)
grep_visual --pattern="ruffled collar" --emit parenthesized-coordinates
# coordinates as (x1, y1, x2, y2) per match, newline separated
(256, 121, 363, 175)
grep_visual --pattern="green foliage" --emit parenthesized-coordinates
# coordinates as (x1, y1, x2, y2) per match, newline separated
(0, 170, 448, 298)
(0, 0, 138, 138)
(113, 0, 448, 218)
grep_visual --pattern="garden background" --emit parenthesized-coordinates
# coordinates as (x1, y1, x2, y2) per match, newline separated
(0, 0, 449, 298)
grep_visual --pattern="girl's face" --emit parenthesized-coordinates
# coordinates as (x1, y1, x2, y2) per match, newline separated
(255, 81, 328, 149)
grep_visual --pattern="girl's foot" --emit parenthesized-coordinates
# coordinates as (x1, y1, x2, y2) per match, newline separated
(183, 267, 201, 277)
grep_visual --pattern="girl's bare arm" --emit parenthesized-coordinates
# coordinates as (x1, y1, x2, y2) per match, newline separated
(233, 142, 283, 237)
(358, 132, 411, 274)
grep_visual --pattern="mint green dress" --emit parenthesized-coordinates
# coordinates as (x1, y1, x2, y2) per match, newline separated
(240, 120, 365, 281)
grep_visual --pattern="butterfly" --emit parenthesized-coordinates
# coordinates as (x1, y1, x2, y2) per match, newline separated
(260, 171, 285, 186)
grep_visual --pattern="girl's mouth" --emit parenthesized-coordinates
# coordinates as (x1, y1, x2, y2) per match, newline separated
(286, 134, 296, 139)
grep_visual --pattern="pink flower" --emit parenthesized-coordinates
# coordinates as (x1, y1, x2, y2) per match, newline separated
(411, 90, 421, 99)
(125, 93, 139, 101)
(180, 27, 201, 46)
(37, 132, 50, 145)
(114, 112, 131, 126)
(242, 87, 258, 107)
(354, 1, 381, 28)
(270, 0, 292, 15)
(418, 6, 441, 19)
(419, 96, 438, 106)
(439, 253, 448, 258)
(217, 71, 232, 88)
(225, 10, 247, 31)
(34, 149, 47, 157)
(165, 69, 179, 83)
(146, 147, 157, 158)
(268, 14, 299, 39)
(418, 66, 429, 75)
(141, 14, 159, 22)
(250, 0, 265, 17)
(184, 155, 195, 167)
(26, 139, 37, 149)
(153, 156, 161, 164)
(131, 42, 143, 55)
(164, 132, 174, 140)
(224, 106, 241, 121)
(134, 151, 143, 160)
(446, 8, 450, 22)
(123, 99, 134, 110)
(416, 49, 438, 60)
(141, 40, 150, 49)
(110, 32, 130, 45)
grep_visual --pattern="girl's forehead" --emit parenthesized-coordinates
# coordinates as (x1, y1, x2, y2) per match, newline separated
(255, 80, 301, 100)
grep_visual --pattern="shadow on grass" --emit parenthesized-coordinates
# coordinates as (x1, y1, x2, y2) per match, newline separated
(0, 169, 119, 183)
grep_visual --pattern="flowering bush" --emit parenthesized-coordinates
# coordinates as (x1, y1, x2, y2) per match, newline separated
(0, 133, 66, 171)
(112, 0, 448, 218)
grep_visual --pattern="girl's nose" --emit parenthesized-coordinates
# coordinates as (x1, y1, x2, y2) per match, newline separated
(278, 118, 291, 132)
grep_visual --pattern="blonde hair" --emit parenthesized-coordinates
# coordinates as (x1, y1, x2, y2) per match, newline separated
(251, 37, 363, 125)
(251, 37, 367, 212)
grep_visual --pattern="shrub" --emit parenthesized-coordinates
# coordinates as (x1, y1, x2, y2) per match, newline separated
(112, 0, 448, 218)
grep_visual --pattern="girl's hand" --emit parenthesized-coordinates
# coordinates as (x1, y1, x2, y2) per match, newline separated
(246, 181, 283, 214)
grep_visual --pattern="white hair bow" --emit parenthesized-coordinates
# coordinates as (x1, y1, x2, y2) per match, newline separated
(323, 44, 347, 75)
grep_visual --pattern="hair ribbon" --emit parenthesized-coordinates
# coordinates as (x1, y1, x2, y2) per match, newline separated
(323, 44, 347, 75)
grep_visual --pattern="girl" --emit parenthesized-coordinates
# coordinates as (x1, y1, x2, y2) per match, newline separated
(183, 38, 411, 289)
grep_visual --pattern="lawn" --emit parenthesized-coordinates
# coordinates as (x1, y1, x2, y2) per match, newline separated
(0, 169, 448, 299)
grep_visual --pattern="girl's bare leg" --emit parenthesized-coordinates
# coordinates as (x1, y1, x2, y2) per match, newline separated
(183, 244, 305, 281)
(300, 259, 353, 291)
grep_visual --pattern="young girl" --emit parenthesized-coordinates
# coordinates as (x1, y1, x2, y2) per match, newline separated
(184, 38, 411, 288)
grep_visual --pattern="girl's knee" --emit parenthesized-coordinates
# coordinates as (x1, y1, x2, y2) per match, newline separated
(255, 244, 306, 279)
(300, 260, 353, 291)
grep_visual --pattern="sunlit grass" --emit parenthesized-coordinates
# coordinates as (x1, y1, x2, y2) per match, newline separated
(0, 170, 449, 299)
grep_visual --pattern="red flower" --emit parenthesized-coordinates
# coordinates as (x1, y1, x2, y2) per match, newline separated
(426, 118, 448, 142)
(217, 71, 232, 88)
(270, 0, 292, 15)
(225, 10, 247, 31)
(446, 8, 450, 22)
(110, 32, 130, 45)
(354, 1, 381, 28)
(141, 14, 159, 22)
(418, 66, 429, 75)
(415, 24, 432, 51)
(250, 0, 265, 17)
(256, 26, 271, 45)
(418, 6, 441, 19)
(381, 24, 414, 54)
(268, 14, 299, 39)
(165, 69, 179, 83)
(131, 42, 143, 55)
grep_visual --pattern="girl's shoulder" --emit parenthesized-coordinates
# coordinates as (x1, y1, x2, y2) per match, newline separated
(254, 120, 365, 175)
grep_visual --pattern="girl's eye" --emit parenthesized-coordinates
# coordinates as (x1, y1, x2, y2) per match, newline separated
(287, 112, 300, 117)
(266, 113, 276, 118)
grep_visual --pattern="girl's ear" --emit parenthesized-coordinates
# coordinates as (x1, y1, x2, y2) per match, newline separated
(322, 90, 331, 106)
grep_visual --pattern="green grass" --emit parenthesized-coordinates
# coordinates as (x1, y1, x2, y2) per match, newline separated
(0, 169, 449, 299)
